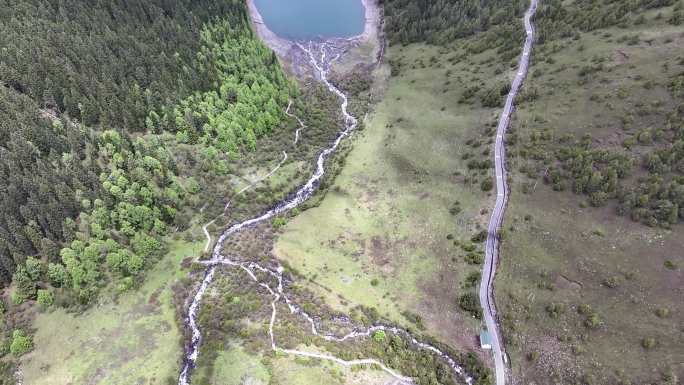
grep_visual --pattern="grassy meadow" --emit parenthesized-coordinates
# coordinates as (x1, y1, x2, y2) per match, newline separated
(20, 239, 202, 385)
(274, 40, 519, 353)
(498, 5, 684, 384)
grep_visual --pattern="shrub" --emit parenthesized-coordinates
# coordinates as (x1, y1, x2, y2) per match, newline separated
(584, 313, 602, 329)
(461, 242, 476, 252)
(12, 266, 36, 299)
(464, 271, 481, 288)
(47, 263, 69, 287)
(655, 307, 670, 318)
(370, 278, 379, 286)
(527, 351, 540, 362)
(481, 82, 510, 107)
(603, 276, 621, 288)
(117, 277, 134, 293)
(10, 292, 24, 305)
(572, 345, 586, 355)
(641, 337, 657, 349)
(471, 230, 488, 243)
(449, 202, 462, 215)
(372, 330, 386, 342)
(36, 289, 54, 307)
(589, 191, 608, 206)
(401, 311, 425, 330)
(458, 292, 482, 318)
(464, 252, 484, 265)
(480, 179, 494, 191)
(10, 330, 32, 357)
(577, 304, 592, 315)
(272, 217, 287, 229)
(545, 302, 566, 318)
(24, 257, 43, 281)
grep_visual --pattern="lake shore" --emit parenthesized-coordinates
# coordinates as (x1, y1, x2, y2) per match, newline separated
(246, 0, 294, 57)
(247, 0, 382, 58)
(357, 0, 381, 44)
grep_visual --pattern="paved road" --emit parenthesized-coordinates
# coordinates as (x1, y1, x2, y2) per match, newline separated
(478, 1, 538, 385)
(182, 41, 479, 385)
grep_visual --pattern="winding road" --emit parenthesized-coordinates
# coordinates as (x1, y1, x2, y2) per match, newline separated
(285, 100, 307, 145)
(478, 1, 538, 385)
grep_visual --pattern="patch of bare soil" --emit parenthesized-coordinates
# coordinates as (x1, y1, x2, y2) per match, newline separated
(180, 257, 193, 269)
(555, 274, 583, 290)
(418, 275, 483, 357)
(148, 288, 162, 306)
(614, 49, 629, 64)
(370, 236, 391, 267)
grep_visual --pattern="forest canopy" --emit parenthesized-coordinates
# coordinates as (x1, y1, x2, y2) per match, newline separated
(0, 0, 292, 301)
(383, 0, 528, 45)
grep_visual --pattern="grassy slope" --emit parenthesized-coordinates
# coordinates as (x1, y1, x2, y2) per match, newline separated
(20, 11, 536, 385)
(21, 239, 201, 384)
(20, 97, 336, 384)
(498, 6, 684, 384)
(274, 42, 514, 354)
(209, 344, 270, 385)
(270, 348, 393, 385)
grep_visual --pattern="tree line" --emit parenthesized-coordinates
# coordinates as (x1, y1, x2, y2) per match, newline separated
(0, 0, 292, 304)
(383, 0, 528, 46)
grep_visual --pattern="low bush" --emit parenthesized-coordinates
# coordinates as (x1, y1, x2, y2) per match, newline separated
(545, 302, 566, 318)
(481, 178, 494, 191)
(471, 230, 488, 243)
(372, 330, 386, 342)
(465, 252, 484, 265)
(9, 330, 32, 357)
(641, 337, 657, 349)
(655, 307, 670, 318)
(458, 292, 482, 319)
(584, 313, 602, 329)
(36, 289, 54, 307)
(464, 271, 481, 288)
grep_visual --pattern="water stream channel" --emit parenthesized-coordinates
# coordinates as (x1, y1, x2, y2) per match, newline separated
(177, 41, 475, 385)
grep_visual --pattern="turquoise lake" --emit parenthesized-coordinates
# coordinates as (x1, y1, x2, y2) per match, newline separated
(253, 0, 365, 40)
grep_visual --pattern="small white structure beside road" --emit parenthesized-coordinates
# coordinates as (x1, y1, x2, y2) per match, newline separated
(480, 330, 492, 350)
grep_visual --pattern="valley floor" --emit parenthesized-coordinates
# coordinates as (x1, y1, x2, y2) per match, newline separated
(274, 40, 521, 362)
